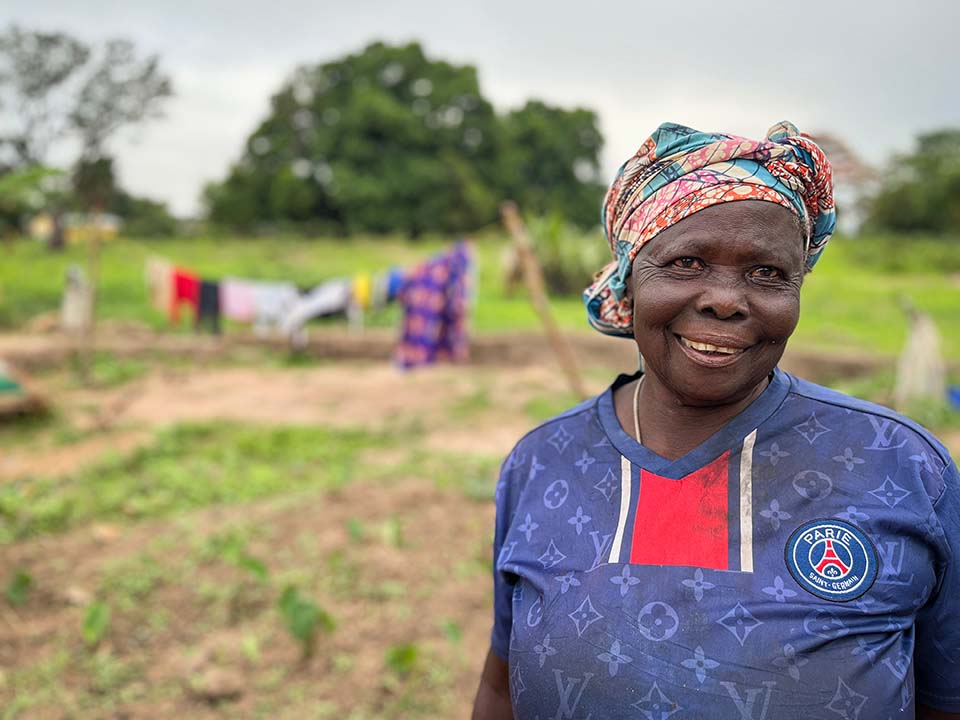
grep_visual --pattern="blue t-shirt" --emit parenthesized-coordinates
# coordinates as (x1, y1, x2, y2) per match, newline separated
(492, 369, 960, 719)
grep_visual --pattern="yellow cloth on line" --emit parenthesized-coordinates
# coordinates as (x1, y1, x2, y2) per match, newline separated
(352, 272, 372, 310)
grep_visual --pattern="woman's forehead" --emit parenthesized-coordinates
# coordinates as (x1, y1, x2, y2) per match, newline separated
(639, 202, 804, 261)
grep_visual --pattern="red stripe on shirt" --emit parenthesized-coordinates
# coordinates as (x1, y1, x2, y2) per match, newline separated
(629, 451, 730, 570)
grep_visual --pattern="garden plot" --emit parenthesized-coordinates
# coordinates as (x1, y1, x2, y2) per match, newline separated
(0, 359, 606, 719)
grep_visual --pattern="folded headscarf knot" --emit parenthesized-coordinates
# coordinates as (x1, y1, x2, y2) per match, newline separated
(584, 121, 836, 338)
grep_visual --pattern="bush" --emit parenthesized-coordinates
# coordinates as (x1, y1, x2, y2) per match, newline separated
(113, 194, 179, 238)
(526, 214, 608, 295)
(834, 234, 960, 274)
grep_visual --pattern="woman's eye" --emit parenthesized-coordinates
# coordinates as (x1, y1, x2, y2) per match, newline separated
(671, 257, 702, 270)
(750, 266, 783, 279)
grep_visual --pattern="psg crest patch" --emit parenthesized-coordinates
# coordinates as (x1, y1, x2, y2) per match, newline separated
(784, 519, 878, 602)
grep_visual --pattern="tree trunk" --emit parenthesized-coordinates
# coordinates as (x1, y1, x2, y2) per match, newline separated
(48, 210, 66, 252)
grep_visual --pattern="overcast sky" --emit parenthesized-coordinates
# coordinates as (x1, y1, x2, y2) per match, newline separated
(4, 1, 959, 217)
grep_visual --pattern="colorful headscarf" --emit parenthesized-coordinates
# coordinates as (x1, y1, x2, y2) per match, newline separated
(583, 121, 836, 337)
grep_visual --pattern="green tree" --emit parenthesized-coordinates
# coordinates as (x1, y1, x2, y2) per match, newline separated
(500, 101, 605, 227)
(205, 42, 605, 234)
(0, 164, 67, 236)
(864, 129, 960, 235)
(72, 156, 116, 211)
(111, 193, 178, 237)
(208, 42, 501, 235)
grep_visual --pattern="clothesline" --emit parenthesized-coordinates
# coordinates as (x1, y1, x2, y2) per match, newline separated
(143, 241, 472, 368)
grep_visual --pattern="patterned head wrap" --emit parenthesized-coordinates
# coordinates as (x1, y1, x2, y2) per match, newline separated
(583, 121, 836, 337)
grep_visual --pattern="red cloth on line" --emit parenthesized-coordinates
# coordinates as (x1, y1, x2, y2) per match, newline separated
(169, 268, 200, 323)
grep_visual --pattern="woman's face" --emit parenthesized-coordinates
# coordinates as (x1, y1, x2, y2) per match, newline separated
(629, 200, 805, 407)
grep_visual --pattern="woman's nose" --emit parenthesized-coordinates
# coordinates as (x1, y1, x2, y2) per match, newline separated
(695, 275, 748, 320)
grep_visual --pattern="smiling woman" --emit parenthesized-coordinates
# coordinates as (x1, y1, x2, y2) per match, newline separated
(472, 122, 960, 720)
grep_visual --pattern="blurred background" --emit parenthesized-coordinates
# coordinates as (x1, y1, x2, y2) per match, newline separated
(0, 1, 958, 717)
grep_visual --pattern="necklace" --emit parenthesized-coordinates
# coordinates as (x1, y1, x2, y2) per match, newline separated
(632, 374, 645, 444)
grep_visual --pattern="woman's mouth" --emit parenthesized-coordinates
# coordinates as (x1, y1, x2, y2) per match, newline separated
(675, 334, 749, 367)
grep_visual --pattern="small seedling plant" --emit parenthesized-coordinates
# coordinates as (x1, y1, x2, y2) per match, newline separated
(277, 585, 335, 662)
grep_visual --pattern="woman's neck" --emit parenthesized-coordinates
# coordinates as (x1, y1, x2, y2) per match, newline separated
(614, 372, 769, 461)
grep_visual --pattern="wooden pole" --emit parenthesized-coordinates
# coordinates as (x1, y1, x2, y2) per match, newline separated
(500, 201, 588, 400)
(78, 212, 102, 385)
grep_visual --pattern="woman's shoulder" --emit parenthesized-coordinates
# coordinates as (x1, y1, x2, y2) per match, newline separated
(508, 394, 604, 455)
(783, 372, 955, 474)
(497, 390, 613, 481)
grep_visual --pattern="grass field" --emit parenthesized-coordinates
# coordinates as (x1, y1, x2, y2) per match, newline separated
(1, 231, 958, 357)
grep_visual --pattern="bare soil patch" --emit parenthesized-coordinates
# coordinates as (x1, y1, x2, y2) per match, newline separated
(1, 476, 494, 718)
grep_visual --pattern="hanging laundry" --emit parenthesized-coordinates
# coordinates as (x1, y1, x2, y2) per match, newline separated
(371, 271, 388, 311)
(348, 273, 373, 334)
(220, 278, 256, 323)
(395, 242, 471, 369)
(144, 256, 173, 313)
(369, 267, 406, 312)
(386, 267, 405, 303)
(282, 278, 352, 347)
(170, 268, 200, 324)
(252, 281, 300, 338)
(197, 280, 222, 334)
(352, 273, 373, 311)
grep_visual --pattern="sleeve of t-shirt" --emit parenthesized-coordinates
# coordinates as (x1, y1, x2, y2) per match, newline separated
(490, 450, 521, 661)
(915, 458, 960, 712)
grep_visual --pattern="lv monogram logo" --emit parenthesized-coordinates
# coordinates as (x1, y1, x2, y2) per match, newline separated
(876, 538, 914, 587)
(551, 669, 594, 720)
(865, 417, 908, 451)
(588, 530, 612, 571)
(720, 681, 776, 720)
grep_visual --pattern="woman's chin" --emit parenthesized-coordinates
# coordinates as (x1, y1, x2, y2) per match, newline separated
(656, 366, 773, 408)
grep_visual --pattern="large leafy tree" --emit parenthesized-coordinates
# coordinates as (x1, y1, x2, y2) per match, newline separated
(863, 129, 960, 235)
(499, 100, 605, 227)
(208, 42, 502, 234)
(206, 42, 605, 234)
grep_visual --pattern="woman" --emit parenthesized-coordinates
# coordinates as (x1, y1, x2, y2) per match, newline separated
(472, 122, 960, 719)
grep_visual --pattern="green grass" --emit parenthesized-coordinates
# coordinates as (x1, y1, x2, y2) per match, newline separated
(1, 231, 957, 356)
(0, 421, 396, 542)
(792, 240, 960, 356)
(0, 417, 505, 543)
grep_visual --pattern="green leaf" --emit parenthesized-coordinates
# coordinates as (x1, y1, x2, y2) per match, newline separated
(384, 643, 419, 676)
(278, 585, 334, 659)
(440, 619, 462, 644)
(346, 517, 365, 542)
(5, 569, 33, 607)
(380, 517, 404, 548)
(82, 601, 110, 648)
(236, 553, 268, 583)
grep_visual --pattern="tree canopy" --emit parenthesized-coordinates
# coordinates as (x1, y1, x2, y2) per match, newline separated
(863, 129, 960, 235)
(205, 42, 605, 234)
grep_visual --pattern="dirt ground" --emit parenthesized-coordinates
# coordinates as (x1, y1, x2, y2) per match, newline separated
(0, 344, 620, 719)
(0, 325, 911, 484)
(0, 360, 596, 483)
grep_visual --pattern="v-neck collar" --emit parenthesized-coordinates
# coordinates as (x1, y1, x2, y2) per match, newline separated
(597, 367, 792, 478)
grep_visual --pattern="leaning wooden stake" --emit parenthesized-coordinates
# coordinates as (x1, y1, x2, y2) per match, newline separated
(500, 202, 588, 400)
(78, 216, 102, 385)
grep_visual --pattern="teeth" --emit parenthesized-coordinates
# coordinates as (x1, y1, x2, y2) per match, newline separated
(681, 337, 741, 355)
